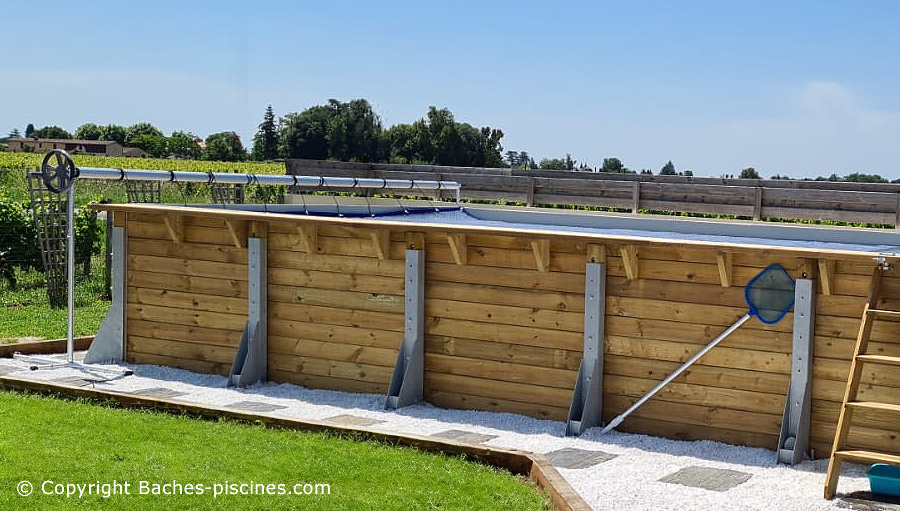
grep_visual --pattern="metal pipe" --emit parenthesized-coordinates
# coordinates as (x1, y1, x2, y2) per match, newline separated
(600, 313, 752, 434)
(66, 182, 76, 363)
(74, 166, 462, 194)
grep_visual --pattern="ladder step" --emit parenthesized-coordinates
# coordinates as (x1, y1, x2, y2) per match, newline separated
(868, 309, 900, 320)
(834, 450, 900, 466)
(846, 401, 900, 413)
(857, 354, 900, 367)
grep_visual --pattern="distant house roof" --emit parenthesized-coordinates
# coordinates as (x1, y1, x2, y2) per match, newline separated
(11, 138, 119, 146)
(123, 147, 150, 158)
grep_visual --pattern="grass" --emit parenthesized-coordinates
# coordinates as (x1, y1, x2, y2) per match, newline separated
(0, 391, 550, 511)
(0, 256, 109, 343)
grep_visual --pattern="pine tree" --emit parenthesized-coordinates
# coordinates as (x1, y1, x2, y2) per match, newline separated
(251, 105, 278, 160)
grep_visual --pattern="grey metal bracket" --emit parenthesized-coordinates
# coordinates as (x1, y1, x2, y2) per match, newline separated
(84, 223, 126, 364)
(566, 262, 606, 436)
(385, 249, 425, 409)
(228, 237, 268, 387)
(777, 278, 815, 464)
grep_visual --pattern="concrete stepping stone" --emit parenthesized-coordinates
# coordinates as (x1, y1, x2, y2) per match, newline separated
(544, 447, 616, 469)
(53, 376, 103, 387)
(226, 400, 288, 413)
(840, 490, 900, 510)
(659, 466, 751, 492)
(431, 429, 498, 445)
(322, 414, 386, 428)
(129, 387, 189, 399)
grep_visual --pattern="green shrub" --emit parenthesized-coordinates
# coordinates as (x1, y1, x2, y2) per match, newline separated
(0, 193, 42, 289)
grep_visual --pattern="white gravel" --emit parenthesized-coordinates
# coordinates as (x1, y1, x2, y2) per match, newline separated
(2, 355, 872, 511)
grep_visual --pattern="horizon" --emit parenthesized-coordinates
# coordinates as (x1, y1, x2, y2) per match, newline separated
(2, 1, 898, 179)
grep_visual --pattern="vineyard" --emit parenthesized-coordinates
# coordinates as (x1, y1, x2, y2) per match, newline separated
(0, 153, 285, 175)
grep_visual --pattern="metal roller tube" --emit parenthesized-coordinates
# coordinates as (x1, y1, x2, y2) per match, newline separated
(72, 166, 461, 193)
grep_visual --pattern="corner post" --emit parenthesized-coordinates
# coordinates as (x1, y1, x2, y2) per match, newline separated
(84, 212, 126, 364)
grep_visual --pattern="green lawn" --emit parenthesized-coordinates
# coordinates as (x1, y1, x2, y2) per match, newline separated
(0, 391, 550, 510)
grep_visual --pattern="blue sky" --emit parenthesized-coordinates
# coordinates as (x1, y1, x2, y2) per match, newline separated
(2, 1, 898, 178)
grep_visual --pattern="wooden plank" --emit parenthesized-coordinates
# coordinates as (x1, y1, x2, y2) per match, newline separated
(406, 232, 426, 251)
(268, 369, 388, 395)
(603, 392, 783, 435)
(129, 319, 243, 347)
(426, 335, 581, 371)
(249, 220, 268, 239)
(819, 259, 836, 296)
(268, 267, 404, 295)
(531, 239, 550, 272)
(426, 391, 569, 422)
(268, 319, 402, 350)
(128, 351, 232, 376)
(128, 254, 248, 281)
(425, 353, 577, 389)
(163, 214, 184, 243)
(424, 371, 573, 409)
(126, 303, 247, 332)
(587, 244, 606, 264)
(268, 249, 405, 277)
(426, 316, 583, 352)
(224, 218, 247, 248)
(129, 335, 236, 365)
(129, 271, 248, 298)
(268, 285, 404, 313)
(129, 287, 248, 315)
(269, 353, 395, 383)
(609, 413, 778, 451)
(269, 335, 398, 367)
(447, 233, 467, 265)
(426, 281, 584, 313)
(716, 251, 733, 287)
(370, 229, 390, 260)
(128, 238, 247, 264)
(426, 297, 584, 332)
(268, 301, 403, 332)
(289, 225, 317, 253)
(620, 245, 638, 280)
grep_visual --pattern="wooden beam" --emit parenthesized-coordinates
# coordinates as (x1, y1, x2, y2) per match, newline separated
(447, 233, 467, 265)
(370, 229, 390, 260)
(531, 239, 550, 272)
(797, 258, 818, 280)
(818, 259, 835, 296)
(620, 245, 639, 280)
(250, 220, 268, 239)
(293, 225, 317, 253)
(162, 214, 184, 244)
(716, 251, 733, 287)
(224, 219, 248, 248)
(587, 244, 606, 264)
(406, 232, 426, 251)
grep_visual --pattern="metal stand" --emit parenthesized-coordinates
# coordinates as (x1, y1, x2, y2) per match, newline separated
(385, 249, 426, 409)
(566, 262, 606, 435)
(777, 278, 815, 464)
(228, 237, 268, 387)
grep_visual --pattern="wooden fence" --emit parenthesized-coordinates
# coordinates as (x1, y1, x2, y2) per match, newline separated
(286, 159, 900, 227)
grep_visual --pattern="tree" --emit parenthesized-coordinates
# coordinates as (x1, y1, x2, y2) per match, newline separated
(203, 132, 247, 162)
(277, 106, 331, 159)
(539, 157, 568, 170)
(74, 123, 103, 140)
(168, 131, 201, 159)
(251, 105, 278, 161)
(504, 151, 520, 168)
(739, 167, 760, 179)
(30, 125, 71, 139)
(325, 99, 382, 162)
(100, 124, 127, 144)
(25, 124, 34, 137)
(8, 128, 21, 139)
(129, 134, 169, 157)
(601, 157, 626, 173)
(659, 160, 676, 175)
(125, 122, 163, 145)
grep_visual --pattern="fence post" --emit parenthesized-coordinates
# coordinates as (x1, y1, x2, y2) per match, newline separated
(753, 186, 763, 221)
(526, 177, 535, 207)
(631, 181, 641, 213)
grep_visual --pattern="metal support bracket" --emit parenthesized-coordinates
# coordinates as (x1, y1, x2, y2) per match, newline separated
(385, 249, 425, 409)
(84, 223, 126, 364)
(566, 262, 606, 436)
(778, 278, 815, 464)
(228, 237, 268, 387)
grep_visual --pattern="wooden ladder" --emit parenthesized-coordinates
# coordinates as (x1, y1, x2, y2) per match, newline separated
(824, 262, 900, 499)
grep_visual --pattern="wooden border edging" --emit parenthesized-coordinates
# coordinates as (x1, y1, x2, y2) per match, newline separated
(0, 336, 93, 358)
(0, 375, 590, 511)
